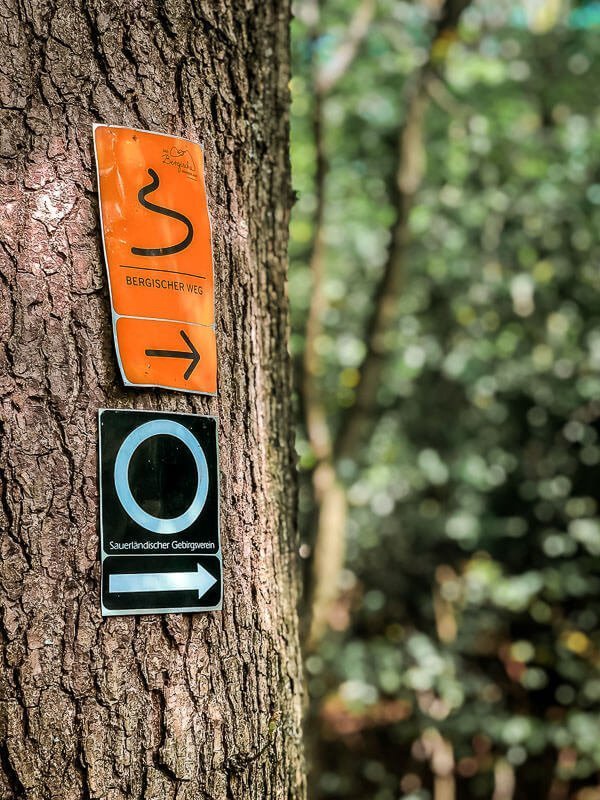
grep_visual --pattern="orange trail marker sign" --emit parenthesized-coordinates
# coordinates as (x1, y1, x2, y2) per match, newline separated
(93, 124, 217, 394)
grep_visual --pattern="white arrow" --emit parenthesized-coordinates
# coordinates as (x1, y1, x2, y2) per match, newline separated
(109, 563, 217, 599)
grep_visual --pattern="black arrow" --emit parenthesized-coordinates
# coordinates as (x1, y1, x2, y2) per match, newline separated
(145, 330, 200, 380)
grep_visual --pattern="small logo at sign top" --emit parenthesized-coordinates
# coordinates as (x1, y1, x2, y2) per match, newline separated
(161, 146, 197, 179)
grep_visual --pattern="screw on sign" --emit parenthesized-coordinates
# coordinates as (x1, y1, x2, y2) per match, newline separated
(99, 409, 222, 616)
(93, 125, 217, 395)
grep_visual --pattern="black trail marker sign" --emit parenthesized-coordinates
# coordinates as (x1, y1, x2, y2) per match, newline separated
(99, 408, 222, 616)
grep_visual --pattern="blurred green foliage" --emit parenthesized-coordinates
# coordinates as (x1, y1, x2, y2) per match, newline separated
(290, 1, 600, 798)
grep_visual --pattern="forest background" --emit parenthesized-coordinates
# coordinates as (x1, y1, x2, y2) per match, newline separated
(289, 1, 600, 798)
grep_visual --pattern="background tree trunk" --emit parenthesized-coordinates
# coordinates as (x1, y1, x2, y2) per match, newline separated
(0, 2, 305, 799)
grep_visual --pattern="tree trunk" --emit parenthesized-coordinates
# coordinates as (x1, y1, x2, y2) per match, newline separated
(0, 2, 305, 799)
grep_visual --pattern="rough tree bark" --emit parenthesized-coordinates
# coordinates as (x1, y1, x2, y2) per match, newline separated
(0, 2, 305, 799)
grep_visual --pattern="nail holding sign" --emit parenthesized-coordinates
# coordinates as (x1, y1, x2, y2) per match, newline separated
(99, 408, 222, 616)
(93, 125, 217, 394)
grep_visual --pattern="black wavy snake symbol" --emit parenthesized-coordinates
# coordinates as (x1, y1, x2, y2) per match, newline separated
(131, 168, 193, 257)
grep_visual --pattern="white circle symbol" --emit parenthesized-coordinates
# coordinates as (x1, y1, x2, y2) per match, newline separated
(114, 419, 208, 534)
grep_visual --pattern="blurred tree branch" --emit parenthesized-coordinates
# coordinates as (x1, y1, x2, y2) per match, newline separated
(316, 0, 376, 95)
(335, 0, 471, 461)
(334, 68, 430, 461)
(426, 74, 471, 118)
(301, 0, 376, 647)
(302, 0, 378, 465)
(304, 0, 473, 650)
